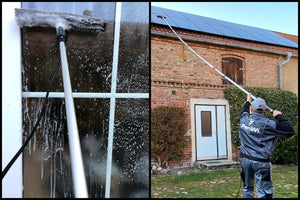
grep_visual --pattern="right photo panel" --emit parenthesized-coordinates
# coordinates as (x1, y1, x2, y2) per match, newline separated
(150, 2, 298, 198)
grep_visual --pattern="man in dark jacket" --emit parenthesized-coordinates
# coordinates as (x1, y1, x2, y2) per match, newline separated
(239, 93, 295, 198)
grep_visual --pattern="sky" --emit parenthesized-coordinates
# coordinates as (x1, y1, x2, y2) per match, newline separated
(151, 2, 298, 36)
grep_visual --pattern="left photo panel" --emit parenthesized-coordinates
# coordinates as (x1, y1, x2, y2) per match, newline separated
(2, 2, 149, 198)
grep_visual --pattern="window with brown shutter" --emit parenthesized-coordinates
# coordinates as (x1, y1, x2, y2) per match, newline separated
(222, 57, 243, 85)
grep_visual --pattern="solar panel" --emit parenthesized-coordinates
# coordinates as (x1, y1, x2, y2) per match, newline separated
(151, 6, 298, 48)
(171, 17, 200, 31)
(151, 13, 162, 24)
(163, 7, 185, 18)
(211, 25, 242, 38)
(182, 12, 203, 22)
(192, 21, 222, 35)
(236, 30, 263, 42)
(151, 6, 163, 14)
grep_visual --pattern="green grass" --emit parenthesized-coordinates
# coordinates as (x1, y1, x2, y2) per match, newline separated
(151, 165, 298, 198)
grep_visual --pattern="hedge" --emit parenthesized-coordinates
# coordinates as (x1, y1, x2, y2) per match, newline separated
(151, 106, 188, 167)
(272, 126, 298, 164)
(224, 86, 298, 164)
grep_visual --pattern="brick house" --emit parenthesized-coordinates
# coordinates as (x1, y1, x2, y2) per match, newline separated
(151, 6, 298, 169)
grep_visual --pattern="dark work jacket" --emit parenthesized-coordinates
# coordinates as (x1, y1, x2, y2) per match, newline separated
(239, 101, 295, 161)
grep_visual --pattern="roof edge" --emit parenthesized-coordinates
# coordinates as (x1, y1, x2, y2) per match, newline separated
(151, 30, 298, 57)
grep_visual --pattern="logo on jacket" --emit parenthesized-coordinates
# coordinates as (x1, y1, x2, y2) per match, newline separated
(241, 123, 260, 133)
(249, 119, 254, 125)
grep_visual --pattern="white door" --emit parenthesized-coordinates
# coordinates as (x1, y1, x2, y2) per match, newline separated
(195, 105, 227, 160)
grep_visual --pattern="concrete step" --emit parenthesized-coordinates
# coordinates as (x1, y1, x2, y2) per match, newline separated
(196, 160, 239, 170)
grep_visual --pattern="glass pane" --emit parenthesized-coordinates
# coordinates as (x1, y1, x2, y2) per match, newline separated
(23, 98, 110, 197)
(22, 2, 115, 21)
(114, 98, 149, 197)
(23, 97, 149, 197)
(21, 2, 115, 93)
(201, 111, 212, 137)
(116, 2, 149, 93)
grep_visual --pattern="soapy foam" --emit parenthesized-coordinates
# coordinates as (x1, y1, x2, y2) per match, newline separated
(15, 8, 105, 33)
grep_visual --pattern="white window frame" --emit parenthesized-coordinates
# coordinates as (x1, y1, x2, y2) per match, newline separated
(2, 2, 149, 198)
(2, 2, 22, 198)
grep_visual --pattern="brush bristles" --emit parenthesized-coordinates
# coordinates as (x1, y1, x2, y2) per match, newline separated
(15, 8, 106, 33)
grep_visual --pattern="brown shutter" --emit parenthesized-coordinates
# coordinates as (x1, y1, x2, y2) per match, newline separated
(222, 57, 243, 85)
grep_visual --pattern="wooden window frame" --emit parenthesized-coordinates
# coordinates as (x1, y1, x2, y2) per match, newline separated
(222, 57, 244, 85)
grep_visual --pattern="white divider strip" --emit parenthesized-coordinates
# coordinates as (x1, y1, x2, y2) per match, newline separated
(105, 2, 122, 198)
(22, 92, 149, 98)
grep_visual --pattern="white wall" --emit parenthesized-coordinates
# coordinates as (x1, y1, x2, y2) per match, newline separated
(2, 2, 23, 198)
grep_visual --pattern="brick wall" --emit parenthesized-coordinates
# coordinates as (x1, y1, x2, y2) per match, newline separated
(151, 34, 290, 168)
(152, 36, 282, 90)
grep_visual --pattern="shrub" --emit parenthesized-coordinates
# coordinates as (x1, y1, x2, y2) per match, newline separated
(273, 126, 298, 164)
(151, 106, 188, 167)
(224, 86, 298, 164)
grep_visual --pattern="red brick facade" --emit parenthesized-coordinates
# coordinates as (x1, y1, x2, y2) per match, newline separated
(151, 25, 298, 168)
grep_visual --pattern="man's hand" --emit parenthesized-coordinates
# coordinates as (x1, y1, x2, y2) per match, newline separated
(247, 93, 252, 103)
(273, 110, 282, 117)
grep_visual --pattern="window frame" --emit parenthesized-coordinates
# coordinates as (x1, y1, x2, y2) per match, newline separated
(221, 56, 244, 85)
(2, 2, 23, 198)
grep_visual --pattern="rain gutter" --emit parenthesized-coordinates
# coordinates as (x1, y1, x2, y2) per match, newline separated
(278, 52, 292, 89)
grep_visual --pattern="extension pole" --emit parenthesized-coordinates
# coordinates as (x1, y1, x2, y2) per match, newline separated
(57, 26, 88, 198)
(157, 15, 273, 113)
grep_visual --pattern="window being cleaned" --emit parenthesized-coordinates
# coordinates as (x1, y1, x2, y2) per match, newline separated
(20, 2, 149, 198)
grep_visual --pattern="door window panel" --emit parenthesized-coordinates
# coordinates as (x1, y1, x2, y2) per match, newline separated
(201, 111, 212, 137)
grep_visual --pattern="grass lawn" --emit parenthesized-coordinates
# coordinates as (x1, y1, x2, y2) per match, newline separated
(151, 164, 298, 198)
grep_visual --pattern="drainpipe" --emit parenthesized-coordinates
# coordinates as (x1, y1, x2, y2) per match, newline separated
(278, 52, 292, 90)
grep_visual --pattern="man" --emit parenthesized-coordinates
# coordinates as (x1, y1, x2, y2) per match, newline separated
(239, 93, 295, 198)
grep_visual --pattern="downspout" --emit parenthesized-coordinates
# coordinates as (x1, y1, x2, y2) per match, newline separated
(279, 52, 292, 89)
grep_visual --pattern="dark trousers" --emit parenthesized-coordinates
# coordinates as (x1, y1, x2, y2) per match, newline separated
(239, 157, 273, 198)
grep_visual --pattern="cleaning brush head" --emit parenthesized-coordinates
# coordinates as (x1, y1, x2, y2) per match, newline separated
(157, 15, 166, 19)
(15, 8, 107, 33)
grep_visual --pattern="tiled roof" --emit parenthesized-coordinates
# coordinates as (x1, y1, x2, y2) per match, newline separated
(272, 31, 298, 44)
(152, 24, 298, 55)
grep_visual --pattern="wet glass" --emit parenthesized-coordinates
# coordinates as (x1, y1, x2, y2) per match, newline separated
(23, 98, 110, 197)
(21, 2, 149, 198)
(21, 2, 114, 93)
(113, 98, 149, 197)
(117, 2, 149, 93)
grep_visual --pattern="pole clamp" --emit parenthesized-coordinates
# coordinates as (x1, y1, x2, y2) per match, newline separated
(57, 26, 66, 43)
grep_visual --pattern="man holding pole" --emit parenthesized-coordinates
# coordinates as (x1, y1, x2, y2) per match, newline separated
(239, 93, 295, 198)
